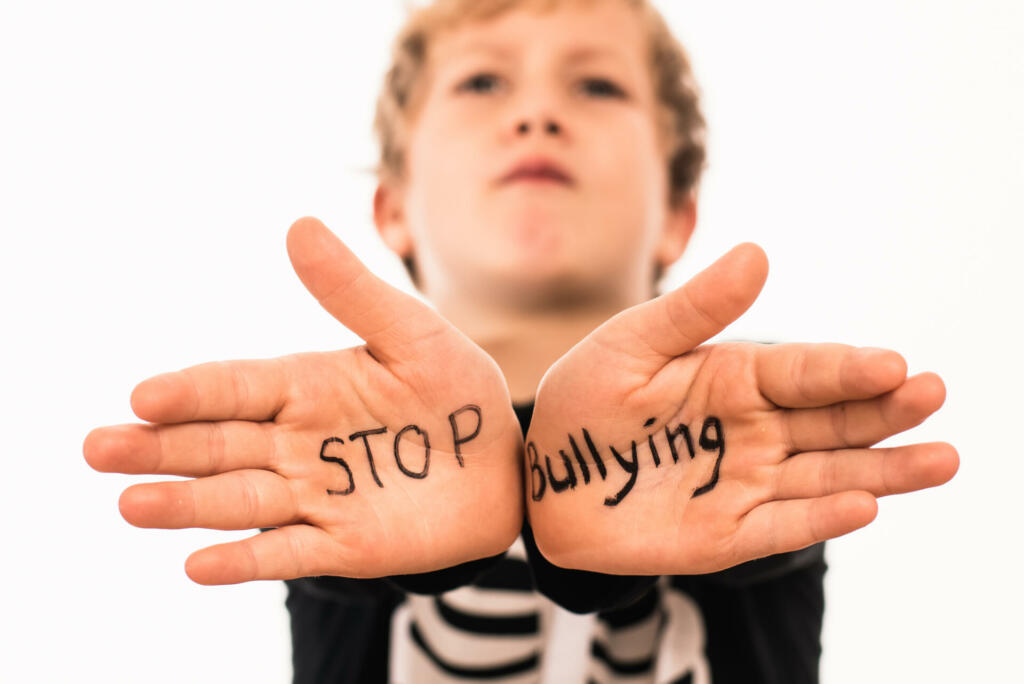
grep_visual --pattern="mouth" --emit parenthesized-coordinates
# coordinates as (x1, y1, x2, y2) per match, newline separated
(499, 157, 574, 186)
(505, 172, 572, 186)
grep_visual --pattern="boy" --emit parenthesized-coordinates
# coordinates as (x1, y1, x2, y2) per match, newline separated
(84, 0, 958, 681)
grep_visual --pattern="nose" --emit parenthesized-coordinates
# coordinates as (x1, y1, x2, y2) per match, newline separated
(516, 119, 562, 136)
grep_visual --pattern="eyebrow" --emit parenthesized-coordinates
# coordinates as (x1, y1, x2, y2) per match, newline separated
(450, 42, 628, 67)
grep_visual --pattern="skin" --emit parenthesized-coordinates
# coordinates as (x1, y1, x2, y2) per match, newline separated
(84, 1, 958, 584)
(524, 244, 956, 573)
(374, 0, 695, 402)
(84, 220, 525, 583)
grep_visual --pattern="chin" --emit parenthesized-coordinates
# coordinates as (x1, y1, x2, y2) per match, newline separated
(479, 260, 612, 309)
(493, 199, 578, 257)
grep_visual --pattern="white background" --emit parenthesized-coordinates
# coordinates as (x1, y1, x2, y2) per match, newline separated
(1, 1, 1021, 681)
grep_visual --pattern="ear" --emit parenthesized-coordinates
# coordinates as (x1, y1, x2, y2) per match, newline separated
(654, 194, 697, 269)
(373, 181, 414, 259)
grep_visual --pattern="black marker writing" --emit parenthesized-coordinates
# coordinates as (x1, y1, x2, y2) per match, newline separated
(566, 445, 590, 484)
(546, 450, 578, 492)
(605, 440, 639, 506)
(645, 417, 662, 468)
(319, 404, 483, 496)
(449, 404, 482, 468)
(665, 422, 695, 463)
(527, 414, 726, 507)
(320, 437, 354, 496)
(567, 435, 590, 484)
(580, 429, 608, 480)
(528, 442, 546, 501)
(692, 416, 724, 497)
(349, 427, 387, 488)
(394, 424, 430, 479)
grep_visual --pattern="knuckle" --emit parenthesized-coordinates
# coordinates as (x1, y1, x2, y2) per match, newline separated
(180, 482, 199, 527)
(830, 403, 850, 446)
(820, 454, 837, 495)
(228, 363, 248, 416)
(152, 426, 171, 473)
(238, 476, 261, 529)
(770, 460, 786, 500)
(242, 537, 261, 582)
(789, 346, 812, 404)
(879, 448, 895, 494)
(678, 287, 722, 334)
(206, 423, 226, 473)
(184, 368, 204, 420)
(263, 424, 283, 472)
(286, 528, 308, 577)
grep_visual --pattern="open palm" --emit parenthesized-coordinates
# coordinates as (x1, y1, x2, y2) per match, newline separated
(84, 218, 523, 584)
(525, 244, 958, 575)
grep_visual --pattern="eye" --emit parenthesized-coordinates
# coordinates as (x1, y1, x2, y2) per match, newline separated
(456, 72, 504, 94)
(580, 77, 625, 98)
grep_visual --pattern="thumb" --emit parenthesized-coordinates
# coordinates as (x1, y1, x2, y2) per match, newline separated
(286, 216, 447, 360)
(598, 242, 769, 359)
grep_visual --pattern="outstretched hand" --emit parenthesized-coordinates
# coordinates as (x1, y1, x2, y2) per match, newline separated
(84, 217, 524, 585)
(525, 244, 958, 575)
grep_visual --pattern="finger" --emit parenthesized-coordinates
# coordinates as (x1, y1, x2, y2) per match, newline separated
(184, 525, 345, 584)
(130, 358, 289, 423)
(756, 344, 908, 408)
(782, 372, 946, 453)
(84, 421, 278, 476)
(286, 217, 453, 363)
(735, 491, 878, 562)
(118, 470, 297, 530)
(773, 442, 959, 500)
(593, 242, 769, 360)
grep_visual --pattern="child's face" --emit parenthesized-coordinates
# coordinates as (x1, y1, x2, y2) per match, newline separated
(378, 0, 694, 304)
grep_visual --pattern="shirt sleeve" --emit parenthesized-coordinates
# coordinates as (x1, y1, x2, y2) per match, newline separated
(385, 552, 508, 594)
(520, 520, 659, 614)
(699, 543, 827, 587)
(519, 525, 825, 611)
(279, 555, 508, 599)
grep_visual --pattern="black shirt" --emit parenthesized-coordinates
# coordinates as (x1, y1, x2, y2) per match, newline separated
(283, 402, 826, 683)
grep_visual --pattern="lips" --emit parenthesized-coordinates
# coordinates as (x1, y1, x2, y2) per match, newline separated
(499, 157, 574, 186)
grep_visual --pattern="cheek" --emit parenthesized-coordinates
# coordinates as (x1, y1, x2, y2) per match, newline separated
(591, 108, 661, 187)
(585, 116, 666, 246)
(404, 128, 498, 268)
(406, 113, 478, 215)
(410, 119, 477, 189)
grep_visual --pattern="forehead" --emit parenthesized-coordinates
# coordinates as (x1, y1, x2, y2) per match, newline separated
(427, 1, 649, 75)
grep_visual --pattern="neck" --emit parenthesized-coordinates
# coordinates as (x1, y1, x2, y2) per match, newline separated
(431, 288, 641, 405)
